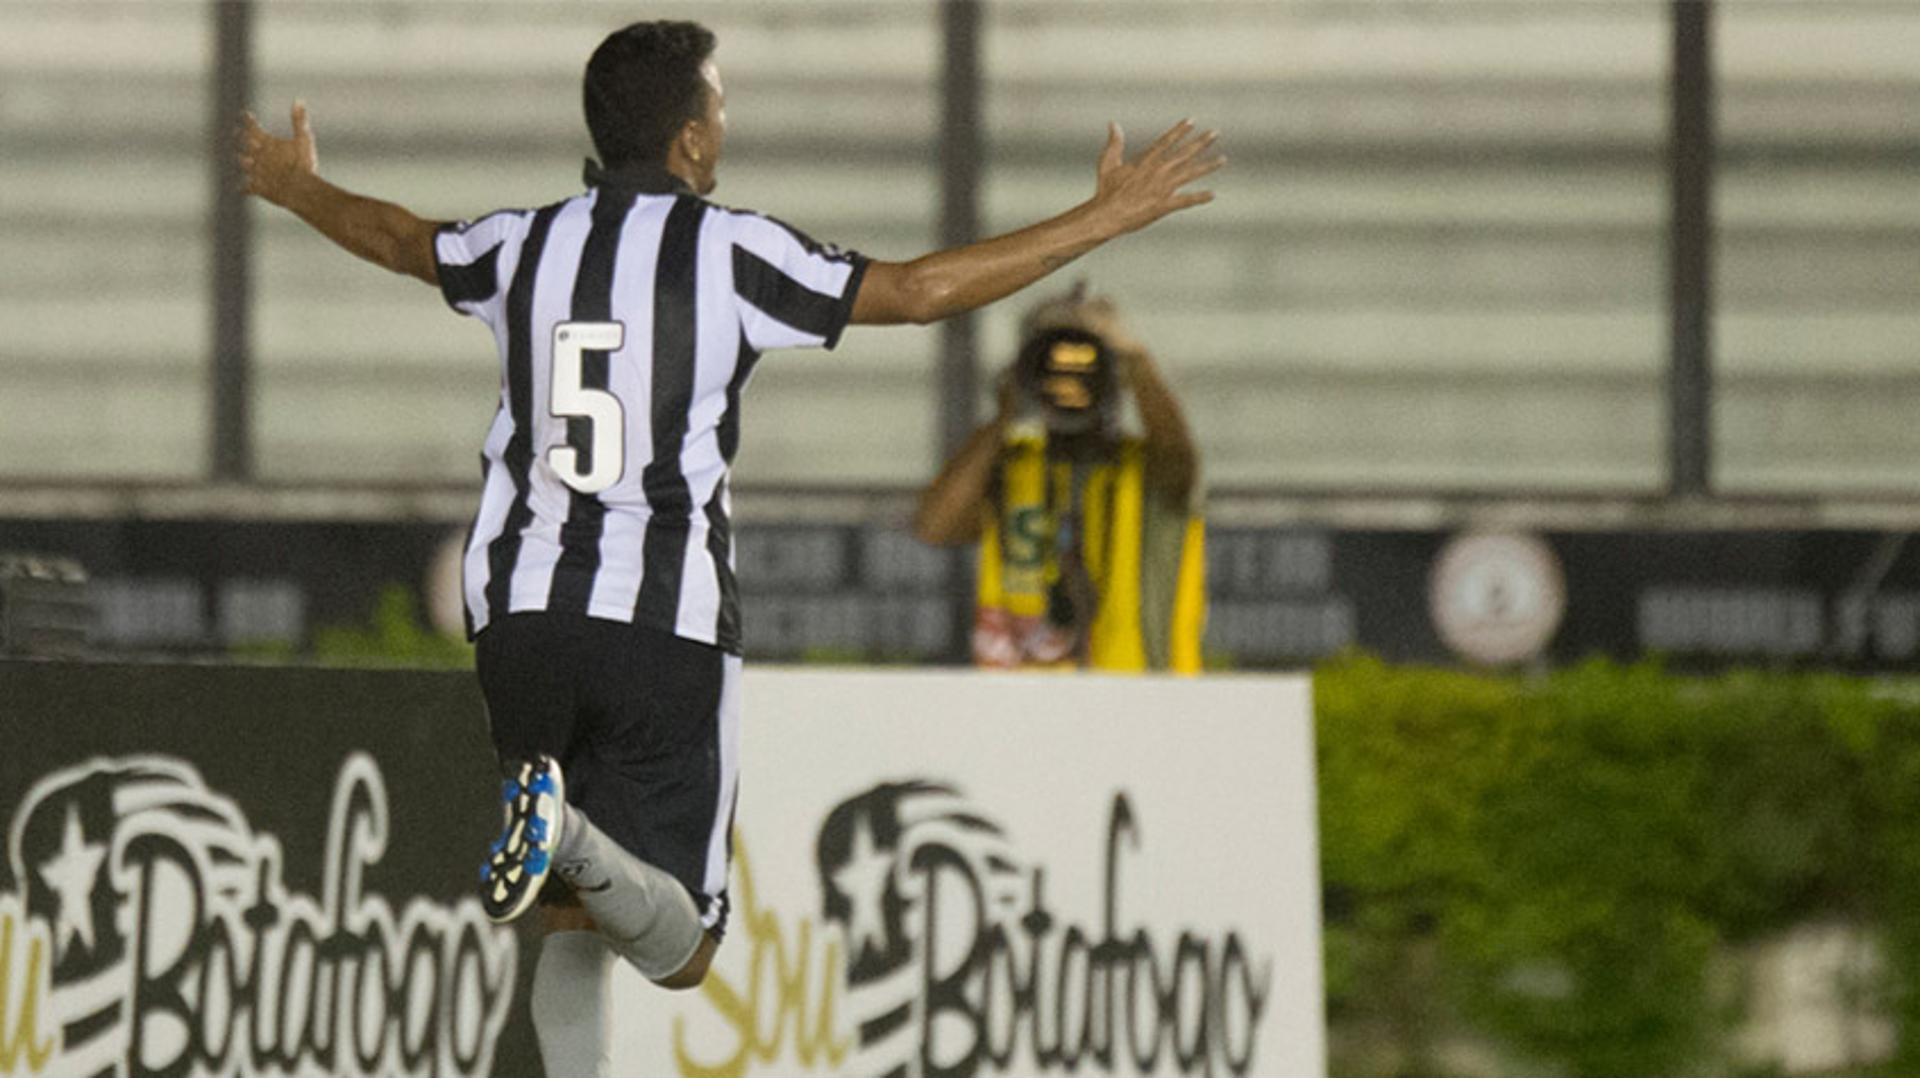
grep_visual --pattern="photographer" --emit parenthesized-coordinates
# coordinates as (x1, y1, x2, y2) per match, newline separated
(915, 286, 1205, 673)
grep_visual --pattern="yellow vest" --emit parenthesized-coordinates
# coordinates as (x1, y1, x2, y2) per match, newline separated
(975, 436, 1206, 674)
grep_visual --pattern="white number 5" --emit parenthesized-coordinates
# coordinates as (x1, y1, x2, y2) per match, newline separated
(548, 321, 626, 495)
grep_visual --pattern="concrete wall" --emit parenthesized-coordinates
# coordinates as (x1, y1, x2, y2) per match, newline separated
(1, 1, 1915, 492)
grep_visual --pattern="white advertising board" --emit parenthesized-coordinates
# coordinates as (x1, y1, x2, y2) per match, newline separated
(606, 669, 1323, 1078)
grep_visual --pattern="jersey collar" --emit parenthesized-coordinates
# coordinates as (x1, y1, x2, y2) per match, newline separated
(581, 158, 693, 195)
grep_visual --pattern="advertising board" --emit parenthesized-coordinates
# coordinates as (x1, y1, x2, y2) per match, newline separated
(0, 663, 530, 1076)
(614, 669, 1324, 1078)
(1, 664, 1320, 1077)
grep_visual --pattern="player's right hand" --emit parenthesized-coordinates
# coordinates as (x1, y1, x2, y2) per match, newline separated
(236, 101, 320, 206)
(1089, 119, 1225, 237)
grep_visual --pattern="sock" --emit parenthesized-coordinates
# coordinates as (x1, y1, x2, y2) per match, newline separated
(554, 802, 707, 981)
(531, 930, 614, 1077)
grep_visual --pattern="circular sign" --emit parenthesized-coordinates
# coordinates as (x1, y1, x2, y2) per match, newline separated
(1428, 531, 1566, 667)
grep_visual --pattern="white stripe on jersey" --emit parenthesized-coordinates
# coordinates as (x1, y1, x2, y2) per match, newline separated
(675, 514, 721, 644)
(504, 195, 596, 614)
(720, 208, 865, 352)
(462, 410, 516, 628)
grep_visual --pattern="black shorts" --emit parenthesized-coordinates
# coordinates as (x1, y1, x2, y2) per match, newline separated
(475, 612, 740, 937)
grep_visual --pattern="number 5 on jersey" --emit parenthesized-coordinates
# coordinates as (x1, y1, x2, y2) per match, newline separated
(549, 321, 626, 495)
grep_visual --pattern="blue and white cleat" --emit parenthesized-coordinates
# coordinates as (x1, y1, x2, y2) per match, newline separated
(480, 754, 566, 924)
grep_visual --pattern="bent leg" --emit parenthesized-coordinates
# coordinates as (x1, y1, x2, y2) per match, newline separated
(653, 931, 718, 991)
(561, 623, 741, 986)
(553, 802, 711, 983)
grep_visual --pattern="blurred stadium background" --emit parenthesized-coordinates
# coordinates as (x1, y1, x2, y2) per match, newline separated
(5, 0, 1920, 668)
(3, 1, 1920, 1075)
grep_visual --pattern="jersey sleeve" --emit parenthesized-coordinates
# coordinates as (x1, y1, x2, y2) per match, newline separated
(724, 212, 870, 352)
(433, 211, 525, 326)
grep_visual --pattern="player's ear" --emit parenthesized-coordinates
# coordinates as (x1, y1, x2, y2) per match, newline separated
(676, 118, 705, 164)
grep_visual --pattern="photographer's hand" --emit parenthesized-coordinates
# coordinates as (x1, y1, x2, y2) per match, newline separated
(1096, 309, 1197, 507)
(1078, 297, 1147, 361)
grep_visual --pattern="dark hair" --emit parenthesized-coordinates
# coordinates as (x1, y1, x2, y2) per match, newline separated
(583, 21, 718, 170)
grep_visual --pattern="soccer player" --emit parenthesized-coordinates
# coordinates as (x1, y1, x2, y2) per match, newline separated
(237, 19, 1221, 1074)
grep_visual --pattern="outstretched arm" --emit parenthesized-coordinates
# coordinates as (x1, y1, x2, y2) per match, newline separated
(851, 120, 1223, 326)
(236, 102, 441, 286)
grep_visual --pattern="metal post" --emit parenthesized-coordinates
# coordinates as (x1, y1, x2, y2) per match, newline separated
(938, 0, 983, 459)
(210, 0, 255, 481)
(938, 0, 984, 662)
(1668, 0, 1714, 497)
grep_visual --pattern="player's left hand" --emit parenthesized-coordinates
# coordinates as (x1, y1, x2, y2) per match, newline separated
(236, 101, 320, 206)
(1088, 119, 1224, 238)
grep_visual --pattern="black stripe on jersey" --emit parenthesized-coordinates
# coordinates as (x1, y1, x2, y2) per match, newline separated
(484, 203, 562, 623)
(461, 453, 491, 640)
(732, 246, 848, 339)
(739, 210, 861, 265)
(634, 196, 709, 627)
(437, 240, 502, 308)
(548, 187, 639, 616)
(833, 257, 870, 348)
(717, 330, 760, 465)
(704, 333, 757, 648)
(703, 483, 740, 650)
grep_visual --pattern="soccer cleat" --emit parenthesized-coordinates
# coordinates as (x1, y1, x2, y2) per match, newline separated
(479, 754, 566, 924)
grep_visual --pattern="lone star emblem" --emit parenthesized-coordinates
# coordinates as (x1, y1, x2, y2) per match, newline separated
(831, 813, 893, 958)
(38, 803, 107, 953)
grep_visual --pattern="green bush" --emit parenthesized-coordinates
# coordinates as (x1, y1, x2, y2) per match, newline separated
(1317, 656, 1920, 1077)
(309, 584, 473, 669)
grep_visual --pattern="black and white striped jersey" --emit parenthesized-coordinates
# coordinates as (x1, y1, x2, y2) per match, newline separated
(433, 175, 868, 654)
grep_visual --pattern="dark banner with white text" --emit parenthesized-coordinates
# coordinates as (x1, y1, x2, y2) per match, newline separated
(5, 517, 1920, 670)
(0, 661, 541, 1076)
